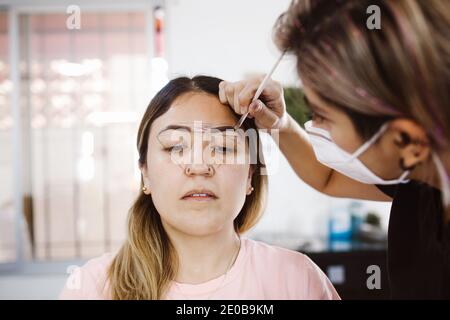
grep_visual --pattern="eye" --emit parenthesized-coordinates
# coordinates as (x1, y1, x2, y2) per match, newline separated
(164, 143, 185, 152)
(310, 111, 327, 123)
(212, 146, 234, 154)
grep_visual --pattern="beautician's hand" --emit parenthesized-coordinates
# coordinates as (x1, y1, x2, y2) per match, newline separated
(219, 77, 288, 131)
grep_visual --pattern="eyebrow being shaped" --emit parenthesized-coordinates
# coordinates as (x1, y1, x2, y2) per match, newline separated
(158, 124, 236, 135)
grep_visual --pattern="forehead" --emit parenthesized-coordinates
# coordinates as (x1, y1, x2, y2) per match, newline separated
(303, 86, 337, 113)
(151, 92, 238, 135)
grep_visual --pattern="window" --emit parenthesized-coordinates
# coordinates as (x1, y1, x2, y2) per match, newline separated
(0, 2, 166, 266)
(0, 10, 16, 264)
(25, 11, 153, 261)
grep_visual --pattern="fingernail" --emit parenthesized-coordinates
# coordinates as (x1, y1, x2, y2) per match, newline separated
(251, 101, 261, 112)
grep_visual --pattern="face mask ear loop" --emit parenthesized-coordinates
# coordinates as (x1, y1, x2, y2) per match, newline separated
(349, 123, 390, 161)
(432, 152, 450, 208)
(397, 170, 411, 183)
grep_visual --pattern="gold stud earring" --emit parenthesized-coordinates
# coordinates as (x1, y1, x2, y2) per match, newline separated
(142, 186, 148, 193)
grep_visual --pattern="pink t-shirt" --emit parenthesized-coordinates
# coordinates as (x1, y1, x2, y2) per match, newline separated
(59, 238, 340, 300)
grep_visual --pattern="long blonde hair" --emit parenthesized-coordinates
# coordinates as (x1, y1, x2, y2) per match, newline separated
(107, 76, 268, 299)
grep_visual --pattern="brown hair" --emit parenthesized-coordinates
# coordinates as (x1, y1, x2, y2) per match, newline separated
(107, 76, 268, 299)
(274, 0, 450, 145)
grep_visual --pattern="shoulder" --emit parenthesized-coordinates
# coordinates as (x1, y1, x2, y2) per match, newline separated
(244, 238, 310, 264)
(59, 253, 115, 300)
(243, 238, 322, 275)
(243, 238, 340, 299)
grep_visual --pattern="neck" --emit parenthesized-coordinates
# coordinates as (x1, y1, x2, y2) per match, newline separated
(163, 222, 241, 284)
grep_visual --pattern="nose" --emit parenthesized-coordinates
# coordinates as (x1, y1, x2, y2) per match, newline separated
(184, 163, 215, 177)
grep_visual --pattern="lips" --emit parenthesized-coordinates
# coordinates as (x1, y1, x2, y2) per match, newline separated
(181, 189, 218, 200)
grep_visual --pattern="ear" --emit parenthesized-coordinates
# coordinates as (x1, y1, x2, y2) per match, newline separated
(389, 119, 431, 170)
(139, 162, 151, 194)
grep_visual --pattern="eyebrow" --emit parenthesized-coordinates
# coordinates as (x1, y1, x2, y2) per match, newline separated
(158, 124, 236, 135)
(303, 96, 330, 114)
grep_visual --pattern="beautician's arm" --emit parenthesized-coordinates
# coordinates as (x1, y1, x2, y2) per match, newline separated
(279, 114, 392, 201)
(219, 78, 392, 202)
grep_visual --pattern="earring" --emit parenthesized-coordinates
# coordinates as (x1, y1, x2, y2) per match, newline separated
(247, 186, 254, 195)
(142, 186, 149, 194)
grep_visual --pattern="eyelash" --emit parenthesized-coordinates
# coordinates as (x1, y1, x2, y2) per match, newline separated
(163, 144, 184, 152)
(213, 146, 234, 154)
(308, 111, 327, 123)
(163, 145, 235, 154)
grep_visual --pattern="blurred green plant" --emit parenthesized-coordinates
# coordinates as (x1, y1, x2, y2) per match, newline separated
(283, 87, 310, 128)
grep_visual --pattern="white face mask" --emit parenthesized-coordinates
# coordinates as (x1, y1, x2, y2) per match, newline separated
(304, 120, 410, 185)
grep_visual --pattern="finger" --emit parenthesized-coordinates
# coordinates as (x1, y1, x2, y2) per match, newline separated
(218, 81, 227, 104)
(253, 78, 282, 106)
(261, 79, 282, 99)
(233, 82, 246, 114)
(224, 84, 236, 111)
(249, 99, 279, 128)
(238, 83, 258, 114)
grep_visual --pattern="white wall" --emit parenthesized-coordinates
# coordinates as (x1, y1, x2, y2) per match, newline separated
(166, 0, 298, 85)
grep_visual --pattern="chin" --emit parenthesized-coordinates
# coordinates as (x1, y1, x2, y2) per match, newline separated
(183, 221, 226, 237)
(171, 216, 229, 237)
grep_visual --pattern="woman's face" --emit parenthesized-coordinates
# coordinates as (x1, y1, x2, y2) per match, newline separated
(141, 92, 254, 236)
(303, 86, 408, 180)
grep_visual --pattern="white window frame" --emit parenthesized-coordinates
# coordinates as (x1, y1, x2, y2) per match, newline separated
(0, 0, 162, 275)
